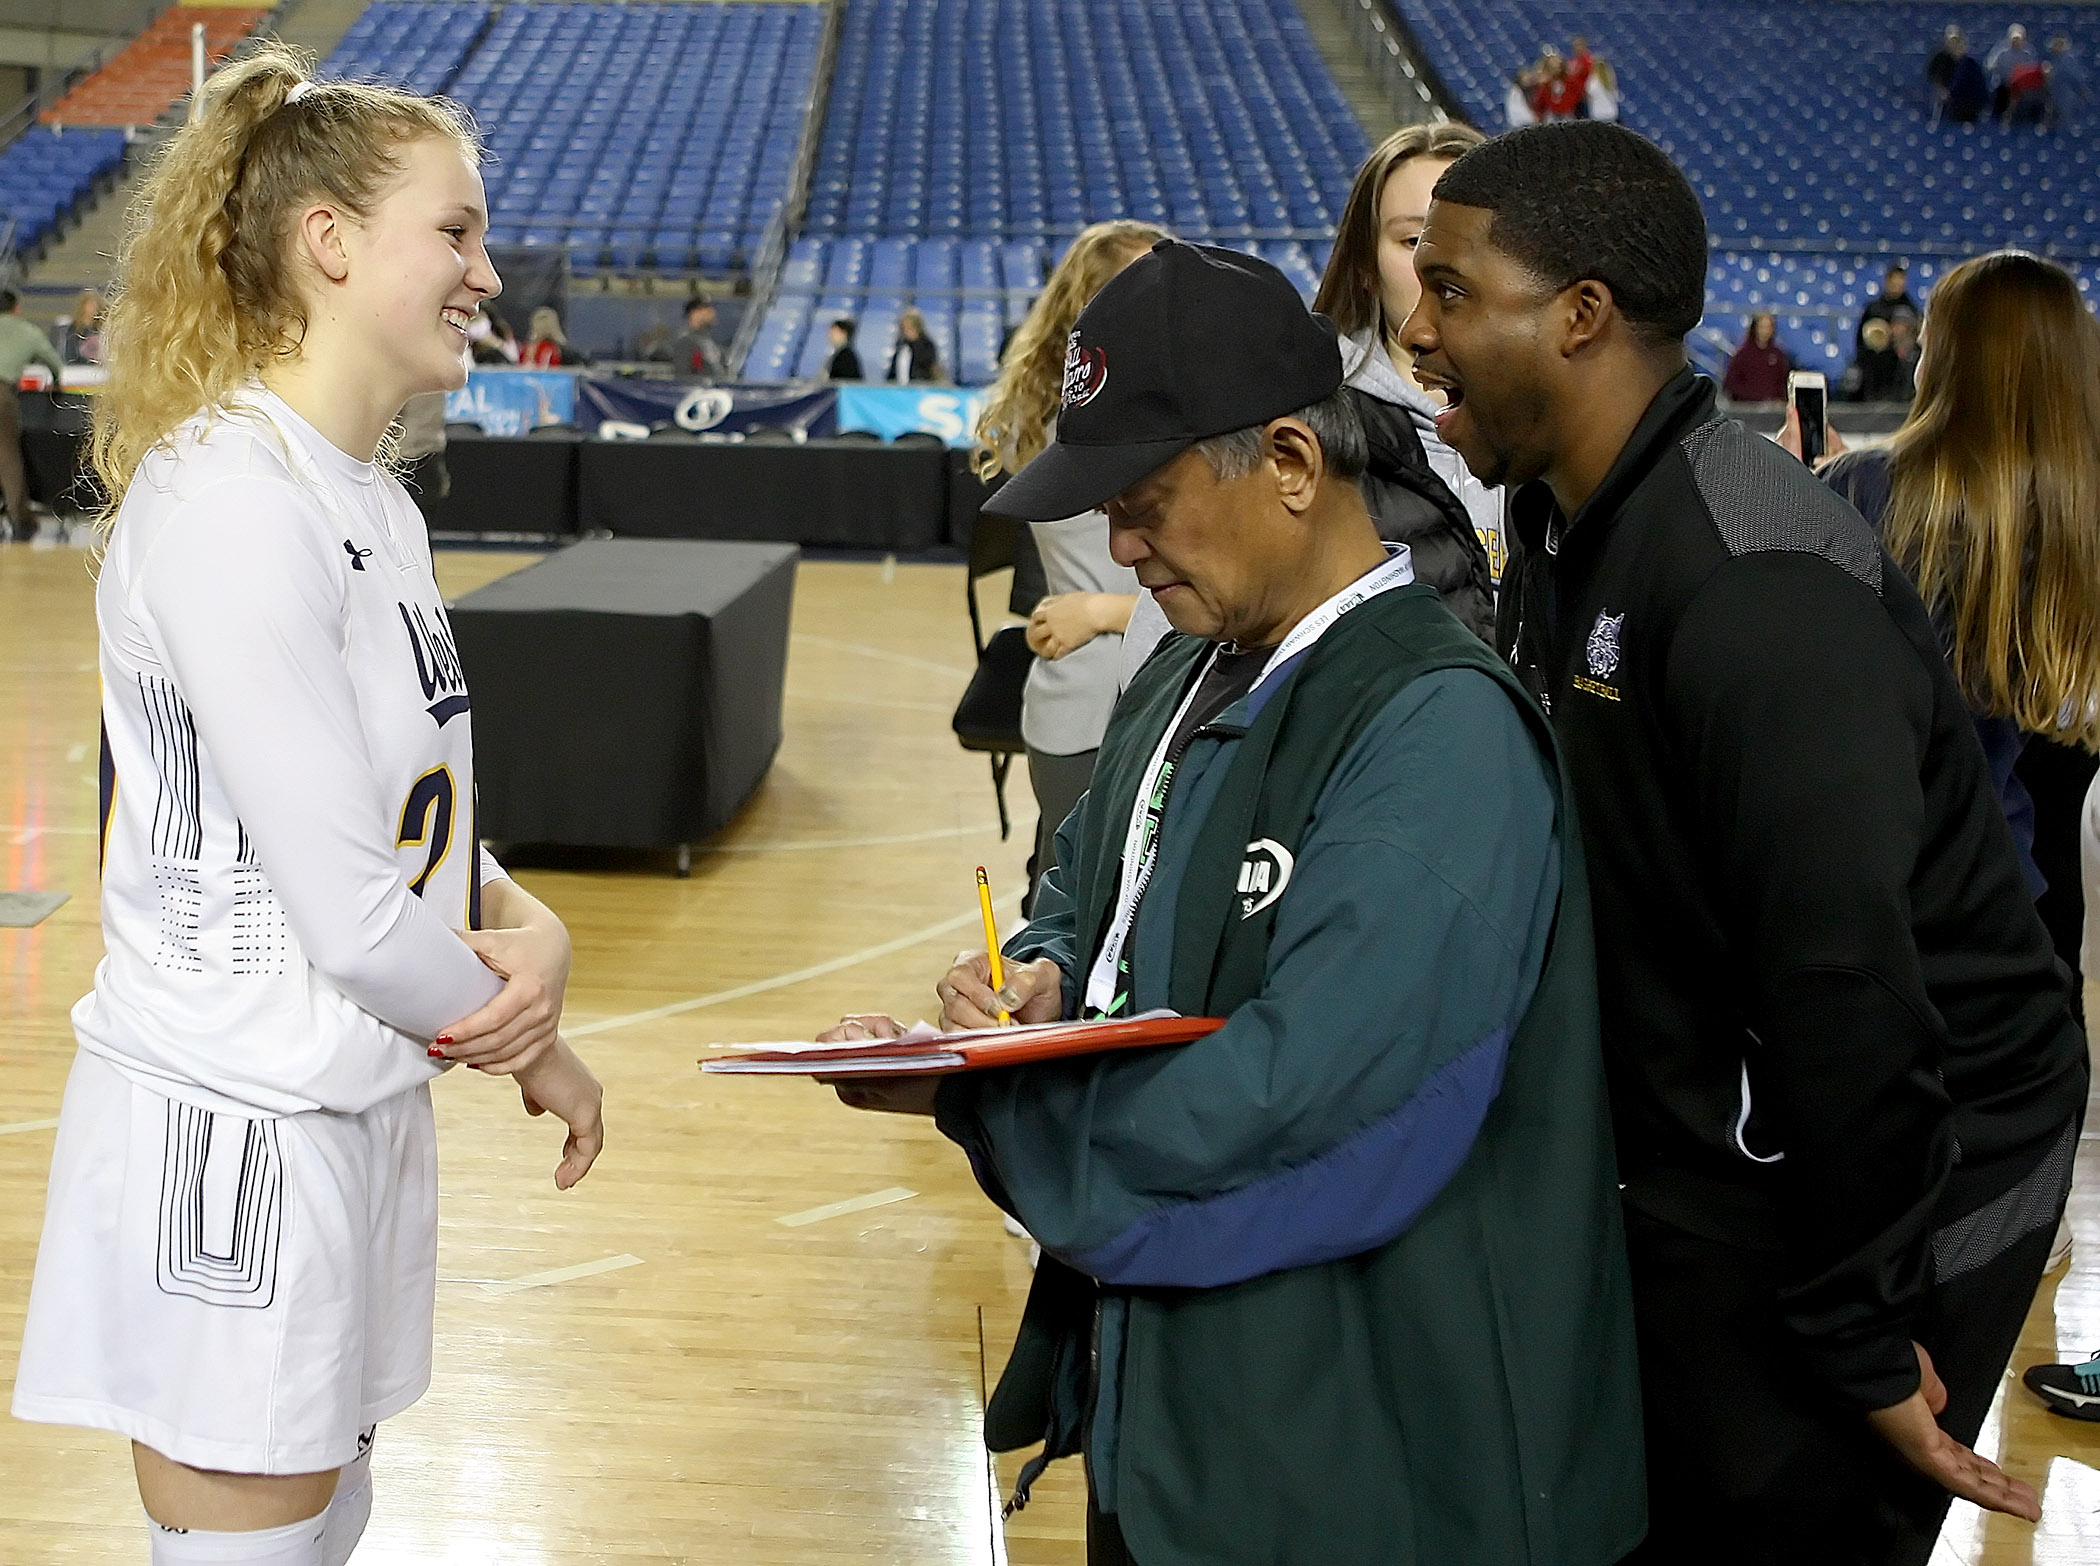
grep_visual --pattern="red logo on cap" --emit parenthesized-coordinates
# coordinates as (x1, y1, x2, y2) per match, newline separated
(1061, 330, 1109, 410)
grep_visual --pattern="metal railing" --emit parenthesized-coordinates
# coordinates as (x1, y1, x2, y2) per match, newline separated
(728, 0, 844, 376)
(1337, 0, 1449, 127)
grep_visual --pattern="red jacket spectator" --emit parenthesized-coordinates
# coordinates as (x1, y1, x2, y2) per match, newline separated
(1533, 67, 1585, 119)
(1722, 314, 1792, 401)
(1566, 40, 1595, 98)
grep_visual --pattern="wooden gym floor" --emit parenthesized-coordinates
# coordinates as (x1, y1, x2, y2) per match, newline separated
(1, 538, 2097, 1564)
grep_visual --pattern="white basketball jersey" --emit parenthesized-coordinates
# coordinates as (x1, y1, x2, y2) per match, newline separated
(75, 387, 505, 1117)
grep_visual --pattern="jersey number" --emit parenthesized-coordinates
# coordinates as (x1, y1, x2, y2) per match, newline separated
(397, 766, 455, 898)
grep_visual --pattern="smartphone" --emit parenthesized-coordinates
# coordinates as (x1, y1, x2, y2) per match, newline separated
(1788, 370, 1827, 465)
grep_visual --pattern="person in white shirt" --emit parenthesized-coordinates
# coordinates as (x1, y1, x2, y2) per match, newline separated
(10, 44, 603, 1566)
(973, 220, 1166, 906)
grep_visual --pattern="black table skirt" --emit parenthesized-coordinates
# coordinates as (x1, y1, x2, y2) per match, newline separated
(417, 433, 579, 538)
(450, 538, 797, 850)
(578, 439, 949, 549)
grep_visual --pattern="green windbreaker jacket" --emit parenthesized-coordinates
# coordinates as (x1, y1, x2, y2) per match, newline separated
(936, 583, 1645, 1564)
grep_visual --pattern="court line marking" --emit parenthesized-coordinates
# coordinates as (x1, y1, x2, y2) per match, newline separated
(567, 892, 1022, 1039)
(699, 823, 999, 855)
(789, 632, 973, 680)
(483, 1253, 645, 1295)
(0, 1118, 60, 1136)
(792, 690, 954, 715)
(777, 1187, 917, 1228)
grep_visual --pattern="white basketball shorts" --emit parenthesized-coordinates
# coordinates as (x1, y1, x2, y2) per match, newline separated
(11, 1048, 438, 1474)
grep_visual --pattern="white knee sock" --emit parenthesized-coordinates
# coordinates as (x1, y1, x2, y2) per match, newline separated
(319, 1429, 374, 1566)
(147, 1513, 325, 1564)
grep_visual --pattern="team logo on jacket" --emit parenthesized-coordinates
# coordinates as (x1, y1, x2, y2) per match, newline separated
(1586, 611, 1625, 679)
(1061, 331, 1109, 410)
(398, 602, 471, 727)
(1574, 610, 1625, 704)
(1236, 838, 1294, 919)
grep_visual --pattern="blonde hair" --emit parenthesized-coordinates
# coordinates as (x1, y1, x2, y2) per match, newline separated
(974, 219, 1169, 479)
(528, 305, 565, 345)
(92, 40, 478, 514)
(1314, 121, 1485, 343)
(1882, 250, 2100, 747)
(72, 288, 101, 324)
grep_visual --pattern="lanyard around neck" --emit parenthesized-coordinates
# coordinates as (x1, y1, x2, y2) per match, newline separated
(1081, 545, 1414, 1017)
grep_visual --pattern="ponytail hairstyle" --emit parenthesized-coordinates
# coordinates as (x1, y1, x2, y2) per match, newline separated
(92, 40, 479, 516)
(1882, 250, 2100, 747)
(974, 219, 1169, 480)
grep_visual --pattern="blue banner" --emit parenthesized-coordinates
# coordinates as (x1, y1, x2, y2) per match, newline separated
(835, 385, 988, 447)
(444, 370, 578, 436)
(573, 378, 839, 437)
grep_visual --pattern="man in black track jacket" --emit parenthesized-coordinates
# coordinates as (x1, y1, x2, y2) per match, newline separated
(1403, 122, 2088, 1565)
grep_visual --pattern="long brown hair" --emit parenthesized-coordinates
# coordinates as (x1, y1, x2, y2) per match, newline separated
(1314, 120, 1485, 342)
(92, 41, 478, 515)
(974, 219, 1168, 479)
(1883, 250, 2100, 746)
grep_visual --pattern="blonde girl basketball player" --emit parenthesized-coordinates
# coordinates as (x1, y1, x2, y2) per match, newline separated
(10, 44, 603, 1565)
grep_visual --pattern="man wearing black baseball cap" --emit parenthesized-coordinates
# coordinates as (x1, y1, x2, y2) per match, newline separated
(826, 242, 1645, 1564)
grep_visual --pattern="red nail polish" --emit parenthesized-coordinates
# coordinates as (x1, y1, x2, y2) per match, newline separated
(428, 1048, 446, 1059)
(435, 1035, 453, 1045)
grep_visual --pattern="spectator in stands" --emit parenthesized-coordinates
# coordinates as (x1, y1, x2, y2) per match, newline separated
(2049, 35, 2089, 128)
(1586, 54, 1622, 122)
(1848, 262, 1921, 399)
(1311, 119, 1499, 636)
(1816, 252, 2100, 1335)
(974, 219, 1164, 908)
(1990, 23, 2047, 123)
(1566, 36, 1595, 101)
(63, 289, 104, 365)
(1531, 48, 1584, 122)
(661, 294, 726, 380)
(0, 286, 62, 539)
(825, 317, 863, 381)
(524, 305, 577, 368)
(1721, 311, 1791, 402)
(887, 306, 941, 383)
(1411, 120, 2082, 1562)
(1506, 70, 1540, 128)
(469, 307, 520, 364)
(1929, 26, 1989, 123)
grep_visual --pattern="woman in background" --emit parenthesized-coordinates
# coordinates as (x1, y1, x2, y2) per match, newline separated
(1818, 252, 2100, 1344)
(64, 288, 104, 364)
(888, 306, 941, 383)
(1722, 311, 1791, 401)
(1312, 120, 1500, 639)
(523, 304, 573, 367)
(975, 219, 1167, 904)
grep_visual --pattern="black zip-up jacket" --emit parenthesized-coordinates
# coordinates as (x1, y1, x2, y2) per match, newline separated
(1499, 369, 2087, 1410)
(1348, 386, 1498, 643)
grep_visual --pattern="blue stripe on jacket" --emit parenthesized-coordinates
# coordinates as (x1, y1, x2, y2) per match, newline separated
(1064, 1024, 1510, 1288)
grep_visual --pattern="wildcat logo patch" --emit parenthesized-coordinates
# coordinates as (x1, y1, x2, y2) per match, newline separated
(1574, 610, 1625, 703)
(1236, 838, 1294, 919)
(1061, 330, 1109, 410)
(1586, 611, 1625, 679)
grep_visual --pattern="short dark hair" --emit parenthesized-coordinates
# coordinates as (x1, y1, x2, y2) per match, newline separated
(832, 316, 856, 338)
(1433, 122, 1708, 345)
(1193, 388, 1369, 485)
(686, 295, 713, 317)
(1885, 262, 1908, 278)
(0, 289, 18, 313)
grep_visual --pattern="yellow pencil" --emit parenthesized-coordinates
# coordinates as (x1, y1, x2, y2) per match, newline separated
(976, 865, 1009, 1024)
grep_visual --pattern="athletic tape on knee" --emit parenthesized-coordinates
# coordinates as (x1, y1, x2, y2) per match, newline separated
(147, 1511, 326, 1564)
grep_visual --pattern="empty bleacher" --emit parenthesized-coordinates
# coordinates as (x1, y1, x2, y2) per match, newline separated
(45, 5, 270, 129)
(0, 129, 126, 253)
(747, 0, 1365, 383)
(1392, 0, 2100, 381)
(318, 1, 821, 276)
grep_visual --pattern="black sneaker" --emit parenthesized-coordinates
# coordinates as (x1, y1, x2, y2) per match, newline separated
(2023, 1354, 2100, 1420)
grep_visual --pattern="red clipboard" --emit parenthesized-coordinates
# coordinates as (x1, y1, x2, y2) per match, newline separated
(701, 1013, 1224, 1079)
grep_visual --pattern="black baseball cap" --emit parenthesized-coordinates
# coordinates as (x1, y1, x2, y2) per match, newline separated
(983, 240, 1344, 521)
